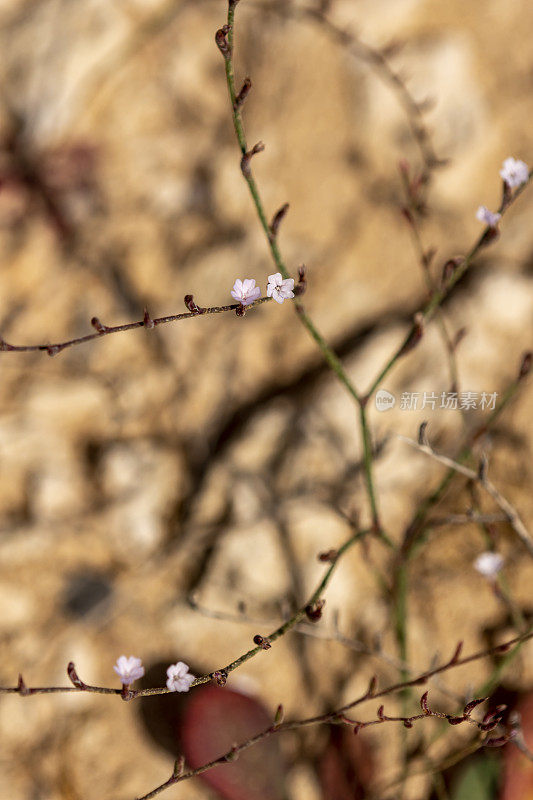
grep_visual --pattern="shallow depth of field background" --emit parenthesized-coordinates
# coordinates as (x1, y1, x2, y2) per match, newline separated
(0, 1, 532, 798)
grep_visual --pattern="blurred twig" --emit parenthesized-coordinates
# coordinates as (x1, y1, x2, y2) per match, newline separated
(399, 431, 533, 558)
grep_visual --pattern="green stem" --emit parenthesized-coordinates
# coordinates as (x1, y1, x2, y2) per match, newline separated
(191, 528, 367, 686)
(366, 179, 531, 398)
(403, 374, 523, 558)
(221, 5, 396, 546)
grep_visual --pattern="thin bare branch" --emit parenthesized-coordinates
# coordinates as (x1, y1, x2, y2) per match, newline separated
(399, 434, 533, 558)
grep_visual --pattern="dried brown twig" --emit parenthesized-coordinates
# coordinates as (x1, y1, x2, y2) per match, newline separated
(0, 529, 366, 699)
(0, 297, 270, 356)
(399, 429, 533, 558)
(132, 630, 532, 800)
(3, 628, 531, 799)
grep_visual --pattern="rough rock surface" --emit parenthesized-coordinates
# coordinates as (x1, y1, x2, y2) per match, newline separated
(0, 1, 532, 799)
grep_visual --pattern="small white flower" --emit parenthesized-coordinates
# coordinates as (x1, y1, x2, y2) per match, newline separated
(166, 661, 195, 693)
(474, 551, 504, 579)
(476, 206, 501, 228)
(266, 272, 295, 304)
(113, 655, 145, 685)
(499, 157, 529, 189)
(231, 278, 261, 306)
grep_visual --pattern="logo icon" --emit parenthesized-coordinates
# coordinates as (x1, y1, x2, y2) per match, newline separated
(375, 389, 396, 412)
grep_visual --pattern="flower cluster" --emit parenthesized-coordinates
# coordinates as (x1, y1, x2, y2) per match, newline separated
(267, 272, 295, 304)
(113, 656, 195, 692)
(476, 206, 501, 228)
(166, 661, 196, 692)
(476, 157, 529, 227)
(473, 551, 504, 579)
(230, 278, 261, 307)
(499, 157, 529, 188)
(113, 655, 145, 685)
(231, 272, 295, 307)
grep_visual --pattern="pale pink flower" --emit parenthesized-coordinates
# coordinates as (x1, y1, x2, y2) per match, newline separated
(113, 655, 145, 685)
(267, 272, 295, 304)
(476, 206, 501, 228)
(166, 661, 195, 692)
(500, 157, 529, 188)
(231, 278, 261, 306)
(474, 551, 504, 579)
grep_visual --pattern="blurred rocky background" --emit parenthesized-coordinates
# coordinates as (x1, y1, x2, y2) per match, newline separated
(0, 1, 532, 798)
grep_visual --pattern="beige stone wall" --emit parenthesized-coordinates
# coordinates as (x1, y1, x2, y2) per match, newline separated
(0, 1, 532, 798)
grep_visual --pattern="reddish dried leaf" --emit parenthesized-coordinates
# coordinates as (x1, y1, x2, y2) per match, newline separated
(181, 685, 285, 800)
(318, 725, 374, 800)
(502, 693, 533, 800)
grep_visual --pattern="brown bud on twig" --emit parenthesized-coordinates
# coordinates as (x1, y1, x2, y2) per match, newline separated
(478, 454, 488, 482)
(463, 697, 488, 716)
(377, 705, 386, 720)
(398, 313, 424, 358)
(518, 351, 532, 380)
(441, 257, 463, 289)
(184, 294, 204, 314)
(495, 641, 512, 654)
(234, 77, 251, 110)
(366, 675, 378, 698)
(225, 745, 239, 762)
(215, 25, 231, 59)
(484, 734, 511, 748)
(269, 203, 290, 238)
(422, 247, 436, 270)
(481, 705, 507, 729)
(449, 641, 463, 665)
(274, 704, 284, 727)
(212, 670, 228, 687)
(420, 691, 431, 715)
(318, 548, 338, 562)
(294, 264, 307, 296)
(240, 141, 265, 178)
(143, 308, 155, 329)
(418, 420, 429, 446)
(67, 662, 86, 689)
(91, 316, 107, 334)
(401, 207, 414, 227)
(305, 599, 325, 622)
(173, 755, 185, 778)
(253, 634, 271, 650)
(17, 674, 29, 696)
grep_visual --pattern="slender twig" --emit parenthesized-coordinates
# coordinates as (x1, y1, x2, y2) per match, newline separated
(400, 358, 531, 557)
(0, 298, 271, 356)
(509, 711, 533, 764)
(366, 174, 532, 398)
(426, 512, 508, 528)
(399, 434, 533, 558)
(0, 529, 366, 699)
(217, 5, 396, 546)
(133, 630, 532, 800)
(399, 168, 464, 403)
(258, 0, 442, 178)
